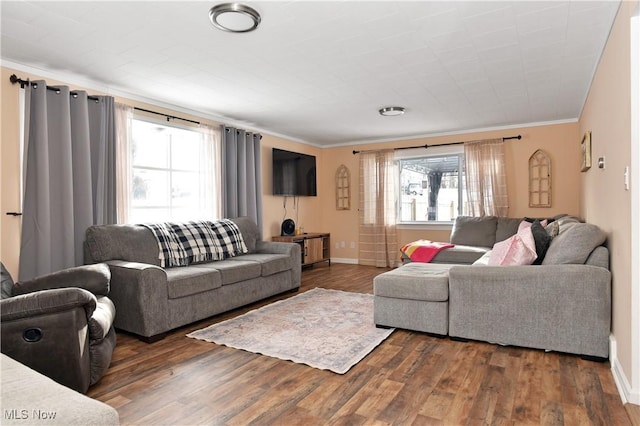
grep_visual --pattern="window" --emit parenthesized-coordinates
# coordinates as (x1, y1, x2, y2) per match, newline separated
(398, 149, 464, 223)
(129, 118, 218, 223)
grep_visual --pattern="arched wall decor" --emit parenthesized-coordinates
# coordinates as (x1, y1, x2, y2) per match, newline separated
(335, 164, 351, 210)
(529, 149, 552, 207)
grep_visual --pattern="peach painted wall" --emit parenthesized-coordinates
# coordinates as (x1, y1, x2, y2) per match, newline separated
(320, 122, 582, 262)
(579, 1, 635, 388)
(259, 134, 323, 240)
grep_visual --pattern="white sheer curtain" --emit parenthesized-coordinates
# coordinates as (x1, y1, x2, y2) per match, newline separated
(115, 102, 132, 223)
(358, 150, 398, 267)
(463, 138, 509, 217)
(199, 124, 222, 220)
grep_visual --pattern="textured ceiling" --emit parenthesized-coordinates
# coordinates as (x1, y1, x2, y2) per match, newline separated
(1, 1, 620, 146)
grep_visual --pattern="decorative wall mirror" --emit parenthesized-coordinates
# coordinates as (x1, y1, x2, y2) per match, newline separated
(335, 164, 351, 210)
(529, 149, 551, 207)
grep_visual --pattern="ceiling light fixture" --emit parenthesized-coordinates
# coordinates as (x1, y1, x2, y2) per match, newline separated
(209, 3, 261, 33)
(379, 106, 405, 116)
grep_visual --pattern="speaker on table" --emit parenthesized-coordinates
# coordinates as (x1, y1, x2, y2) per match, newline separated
(281, 219, 296, 236)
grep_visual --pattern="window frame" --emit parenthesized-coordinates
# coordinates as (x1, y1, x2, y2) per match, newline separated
(395, 144, 464, 229)
(128, 115, 215, 223)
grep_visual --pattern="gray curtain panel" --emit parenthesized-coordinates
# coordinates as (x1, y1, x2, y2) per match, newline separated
(19, 81, 116, 281)
(221, 126, 262, 234)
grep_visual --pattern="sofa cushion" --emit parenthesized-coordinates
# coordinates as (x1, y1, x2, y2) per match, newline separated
(542, 222, 606, 265)
(450, 216, 498, 248)
(230, 216, 260, 253)
(373, 263, 452, 302)
(488, 227, 537, 266)
(85, 224, 160, 265)
(207, 260, 261, 285)
(495, 217, 522, 243)
(165, 266, 222, 299)
(229, 253, 292, 277)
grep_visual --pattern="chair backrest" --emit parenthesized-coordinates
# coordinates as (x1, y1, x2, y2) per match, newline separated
(1, 263, 14, 299)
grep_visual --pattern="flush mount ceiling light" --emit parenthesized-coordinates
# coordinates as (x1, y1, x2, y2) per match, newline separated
(379, 106, 405, 116)
(209, 3, 261, 33)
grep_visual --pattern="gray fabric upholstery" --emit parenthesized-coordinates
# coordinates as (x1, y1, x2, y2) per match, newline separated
(542, 222, 607, 265)
(373, 263, 451, 334)
(229, 253, 292, 276)
(85, 224, 160, 265)
(495, 217, 523, 243)
(379, 215, 611, 358)
(165, 266, 222, 299)
(1, 263, 14, 299)
(13, 263, 111, 296)
(231, 216, 260, 252)
(209, 259, 262, 285)
(1, 354, 119, 426)
(450, 216, 498, 247)
(374, 263, 451, 302)
(374, 296, 448, 335)
(87, 217, 301, 340)
(448, 264, 611, 358)
(0, 264, 116, 393)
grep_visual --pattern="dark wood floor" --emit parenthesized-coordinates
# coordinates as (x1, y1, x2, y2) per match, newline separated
(89, 263, 632, 425)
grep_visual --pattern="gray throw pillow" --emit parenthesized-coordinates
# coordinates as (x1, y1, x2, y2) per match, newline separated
(542, 223, 606, 265)
(450, 216, 498, 248)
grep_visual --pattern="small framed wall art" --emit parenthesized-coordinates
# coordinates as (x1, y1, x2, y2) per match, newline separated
(581, 131, 592, 172)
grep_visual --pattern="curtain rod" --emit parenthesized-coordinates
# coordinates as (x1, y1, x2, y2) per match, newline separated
(10, 74, 201, 125)
(352, 135, 522, 155)
(10, 74, 100, 102)
(133, 107, 200, 125)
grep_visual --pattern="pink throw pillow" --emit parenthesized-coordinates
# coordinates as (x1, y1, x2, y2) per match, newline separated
(488, 227, 537, 266)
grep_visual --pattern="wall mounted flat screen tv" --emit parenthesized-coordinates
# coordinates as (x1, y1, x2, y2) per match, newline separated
(272, 148, 317, 196)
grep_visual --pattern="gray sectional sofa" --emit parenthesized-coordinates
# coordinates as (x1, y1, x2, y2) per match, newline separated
(84, 216, 301, 341)
(374, 215, 612, 359)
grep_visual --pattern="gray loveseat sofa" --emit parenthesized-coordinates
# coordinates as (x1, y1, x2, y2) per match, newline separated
(375, 215, 611, 359)
(84, 216, 301, 341)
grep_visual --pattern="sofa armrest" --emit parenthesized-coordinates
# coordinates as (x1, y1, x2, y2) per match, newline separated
(13, 264, 111, 296)
(1, 290, 94, 393)
(255, 241, 301, 288)
(1, 288, 97, 322)
(448, 264, 611, 358)
(104, 260, 169, 338)
(256, 240, 297, 255)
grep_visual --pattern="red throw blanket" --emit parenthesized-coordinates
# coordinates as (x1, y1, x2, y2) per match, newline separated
(401, 240, 455, 263)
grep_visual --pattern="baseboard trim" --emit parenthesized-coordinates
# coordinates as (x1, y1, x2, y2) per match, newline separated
(330, 258, 358, 265)
(610, 335, 640, 404)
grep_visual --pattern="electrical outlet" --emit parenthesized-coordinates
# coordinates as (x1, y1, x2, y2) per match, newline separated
(350, 241, 356, 249)
(340, 241, 346, 248)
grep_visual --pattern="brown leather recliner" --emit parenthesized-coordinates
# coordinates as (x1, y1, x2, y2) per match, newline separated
(1, 262, 116, 393)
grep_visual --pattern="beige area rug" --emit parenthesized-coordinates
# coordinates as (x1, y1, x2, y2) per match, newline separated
(187, 287, 394, 374)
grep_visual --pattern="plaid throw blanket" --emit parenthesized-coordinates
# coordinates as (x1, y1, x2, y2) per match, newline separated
(140, 219, 248, 268)
(141, 222, 189, 268)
